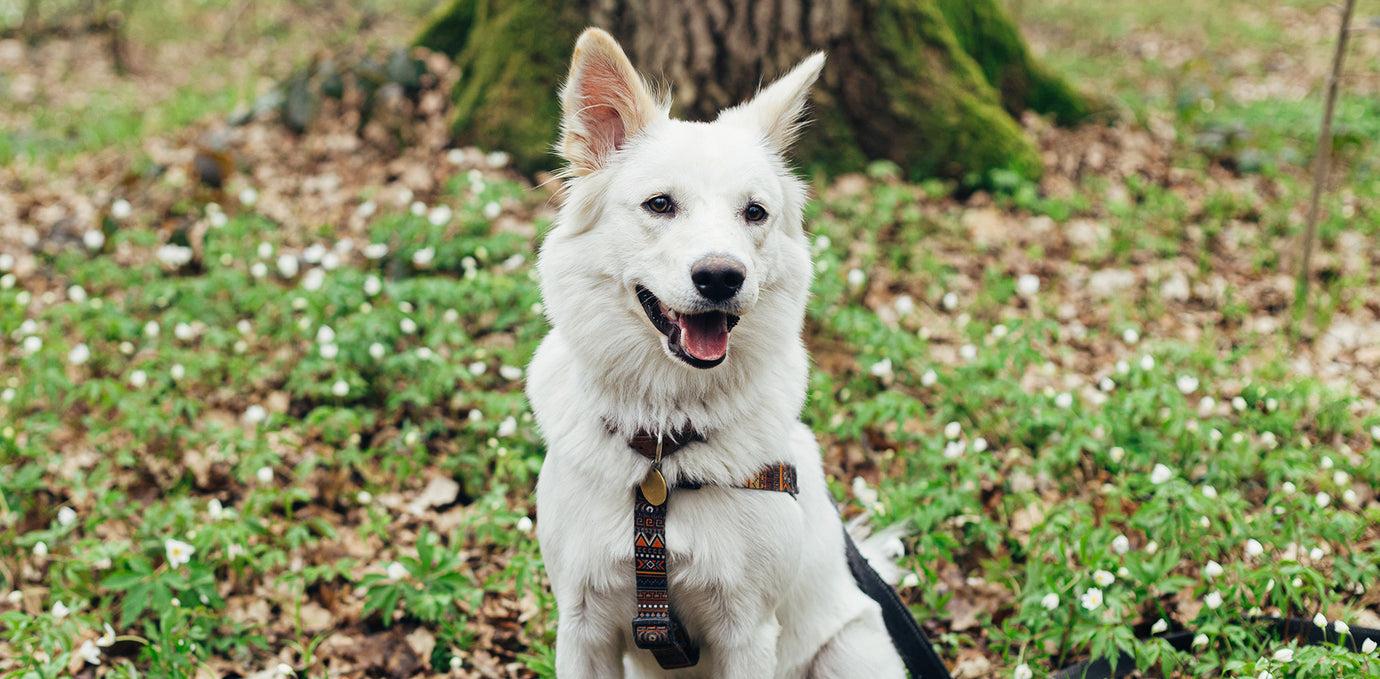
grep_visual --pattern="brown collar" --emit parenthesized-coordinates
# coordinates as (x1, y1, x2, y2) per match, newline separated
(605, 420, 704, 459)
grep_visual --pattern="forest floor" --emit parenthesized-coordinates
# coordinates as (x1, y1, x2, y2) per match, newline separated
(2, 1, 1379, 677)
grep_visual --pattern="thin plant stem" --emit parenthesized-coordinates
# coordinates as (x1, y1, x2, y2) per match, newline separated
(1295, 0, 1357, 326)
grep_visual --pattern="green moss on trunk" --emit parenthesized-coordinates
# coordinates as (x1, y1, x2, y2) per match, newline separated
(936, 0, 1094, 125)
(414, 0, 584, 175)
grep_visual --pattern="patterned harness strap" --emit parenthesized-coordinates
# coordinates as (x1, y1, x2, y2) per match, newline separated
(630, 452, 799, 669)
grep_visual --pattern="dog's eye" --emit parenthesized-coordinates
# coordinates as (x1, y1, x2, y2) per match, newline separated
(744, 203, 768, 223)
(644, 195, 675, 215)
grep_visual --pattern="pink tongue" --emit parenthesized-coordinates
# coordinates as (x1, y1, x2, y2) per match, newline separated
(678, 312, 729, 361)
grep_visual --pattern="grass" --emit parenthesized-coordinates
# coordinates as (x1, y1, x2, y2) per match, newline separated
(2, 0, 1380, 677)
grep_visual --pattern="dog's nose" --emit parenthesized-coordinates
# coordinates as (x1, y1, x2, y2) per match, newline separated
(691, 256, 746, 302)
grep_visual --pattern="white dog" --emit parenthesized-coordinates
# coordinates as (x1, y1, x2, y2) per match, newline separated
(527, 28, 906, 679)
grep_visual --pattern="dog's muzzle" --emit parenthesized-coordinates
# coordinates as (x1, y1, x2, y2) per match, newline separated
(636, 285, 741, 369)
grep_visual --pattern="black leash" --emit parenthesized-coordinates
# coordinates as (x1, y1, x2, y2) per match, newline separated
(843, 528, 954, 679)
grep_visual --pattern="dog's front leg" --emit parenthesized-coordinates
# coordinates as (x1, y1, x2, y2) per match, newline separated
(554, 597, 626, 679)
(706, 613, 780, 679)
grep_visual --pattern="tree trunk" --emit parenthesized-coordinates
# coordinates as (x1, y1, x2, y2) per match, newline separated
(415, 0, 1095, 183)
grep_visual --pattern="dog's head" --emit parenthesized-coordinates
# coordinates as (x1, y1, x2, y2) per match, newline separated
(540, 28, 823, 375)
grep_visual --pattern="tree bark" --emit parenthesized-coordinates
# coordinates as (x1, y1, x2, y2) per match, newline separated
(415, 0, 1094, 183)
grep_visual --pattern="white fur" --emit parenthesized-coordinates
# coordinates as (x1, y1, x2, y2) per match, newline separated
(529, 28, 905, 679)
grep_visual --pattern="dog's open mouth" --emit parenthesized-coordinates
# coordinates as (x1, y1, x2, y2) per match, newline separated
(636, 285, 740, 369)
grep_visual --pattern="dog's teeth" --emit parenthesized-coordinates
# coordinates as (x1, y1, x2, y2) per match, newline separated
(666, 309, 679, 321)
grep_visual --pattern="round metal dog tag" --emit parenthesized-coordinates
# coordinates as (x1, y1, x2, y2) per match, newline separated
(641, 468, 668, 506)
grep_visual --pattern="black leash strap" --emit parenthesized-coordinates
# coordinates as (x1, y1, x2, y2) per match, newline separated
(843, 528, 953, 679)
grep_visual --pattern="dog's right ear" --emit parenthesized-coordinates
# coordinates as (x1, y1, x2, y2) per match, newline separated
(559, 28, 662, 176)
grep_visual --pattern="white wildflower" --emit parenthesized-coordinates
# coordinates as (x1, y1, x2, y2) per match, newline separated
(1150, 464, 1172, 485)
(33, 541, 48, 557)
(428, 205, 452, 226)
(972, 437, 988, 452)
(1204, 591, 1222, 609)
(1109, 446, 1125, 463)
(251, 262, 268, 278)
(1335, 620, 1349, 635)
(165, 538, 195, 567)
(1309, 546, 1324, 560)
(1315, 492, 1331, 508)
(1176, 375, 1199, 394)
(320, 343, 338, 359)
(1016, 274, 1040, 297)
(78, 639, 101, 665)
(277, 254, 299, 278)
(941, 291, 958, 310)
(1092, 569, 1115, 587)
(498, 416, 518, 438)
(1055, 392, 1073, 408)
(111, 198, 132, 219)
(1099, 377, 1115, 391)
(869, 358, 893, 378)
(208, 498, 224, 520)
(57, 507, 77, 526)
(400, 318, 417, 334)
(1139, 354, 1155, 371)
(243, 404, 267, 424)
(97, 624, 115, 647)
(944, 421, 962, 440)
(387, 562, 408, 580)
(1202, 485, 1217, 499)
(499, 365, 523, 380)
(331, 380, 349, 397)
(1313, 612, 1327, 628)
(1245, 539, 1263, 557)
(1112, 535, 1130, 555)
(943, 440, 965, 459)
(1080, 587, 1103, 611)
(364, 275, 382, 296)
(1192, 633, 1208, 647)
(1013, 664, 1033, 679)
(483, 201, 502, 219)
(256, 466, 274, 483)
(52, 601, 69, 618)
(128, 370, 147, 388)
(157, 244, 194, 267)
(1272, 648, 1293, 662)
(1151, 618, 1168, 634)
(847, 268, 866, 288)
(68, 343, 90, 365)
(959, 344, 977, 361)
(921, 369, 938, 387)
(84, 229, 106, 251)
(1362, 638, 1376, 654)
(303, 244, 326, 264)
(894, 295, 915, 315)
(412, 247, 435, 268)
(22, 335, 42, 354)
(1041, 592, 1060, 611)
(363, 243, 388, 259)
(301, 267, 325, 291)
(238, 187, 258, 207)
(1122, 328, 1139, 344)
(469, 361, 487, 376)
(1232, 396, 1247, 411)
(369, 343, 386, 360)
(1204, 561, 1223, 578)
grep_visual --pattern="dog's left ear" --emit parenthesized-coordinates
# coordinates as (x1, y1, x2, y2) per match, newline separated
(720, 52, 826, 152)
